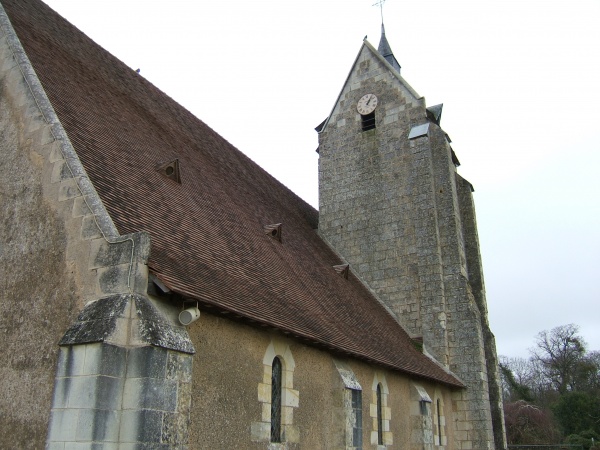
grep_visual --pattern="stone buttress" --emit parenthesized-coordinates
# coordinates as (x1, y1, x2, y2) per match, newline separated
(0, 5, 195, 448)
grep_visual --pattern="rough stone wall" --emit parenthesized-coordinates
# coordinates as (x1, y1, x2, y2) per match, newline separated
(186, 309, 457, 449)
(0, 8, 195, 448)
(0, 20, 105, 447)
(317, 42, 501, 449)
(318, 45, 442, 344)
(457, 174, 507, 449)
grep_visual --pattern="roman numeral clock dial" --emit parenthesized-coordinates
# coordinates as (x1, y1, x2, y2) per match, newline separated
(357, 93, 378, 115)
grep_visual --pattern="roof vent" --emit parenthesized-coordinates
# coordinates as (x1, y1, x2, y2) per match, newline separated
(156, 158, 181, 184)
(426, 104, 443, 125)
(264, 223, 282, 242)
(333, 264, 349, 279)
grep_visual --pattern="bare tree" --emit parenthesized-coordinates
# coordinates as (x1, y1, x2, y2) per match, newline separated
(531, 324, 587, 394)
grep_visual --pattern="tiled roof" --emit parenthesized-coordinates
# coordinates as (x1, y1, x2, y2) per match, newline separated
(2, 0, 463, 388)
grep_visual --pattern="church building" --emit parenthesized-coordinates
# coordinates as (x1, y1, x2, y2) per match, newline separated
(0, 0, 505, 448)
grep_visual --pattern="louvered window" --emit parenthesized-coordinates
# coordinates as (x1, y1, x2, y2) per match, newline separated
(361, 112, 376, 131)
(271, 357, 282, 443)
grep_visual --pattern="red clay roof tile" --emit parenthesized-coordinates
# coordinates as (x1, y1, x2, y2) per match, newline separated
(2, 0, 463, 388)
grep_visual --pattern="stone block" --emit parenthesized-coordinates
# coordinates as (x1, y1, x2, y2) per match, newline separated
(97, 264, 130, 294)
(261, 402, 271, 422)
(56, 345, 86, 377)
(370, 430, 378, 445)
(58, 179, 80, 202)
(76, 408, 120, 442)
(161, 412, 186, 445)
(51, 375, 70, 409)
(282, 387, 299, 408)
(382, 405, 391, 420)
(95, 343, 126, 378)
(281, 405, 294, 425)
(166, 351, 193, 383)
(257, 383, 270, 403)
(370, 402, 377, 418)
(250, 421, 270, 442)
(46, 443, 65, 450)
(67, 375, 96, 409)
(95, 376, 125, 411)
(119, 409, 163, 444)
(47, 408, 79, 442)
(383, 430, 394, 445)
(283, 424, 300, 443)
(71, 196, 92, 218)
(90, 239, 133, 269)
(81, 215, 102, 239)
(127, 346, 168, 379)
(123, 377, 177, 412)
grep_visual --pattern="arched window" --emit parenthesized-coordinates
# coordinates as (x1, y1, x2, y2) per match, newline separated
(371, 374, 391, 447)
(376, 383, 383, 445)
(433, 393, 446, 447)
(253, 340, 298, 445)
(271, 357, 282, 443)
(436, 398, 442, 445)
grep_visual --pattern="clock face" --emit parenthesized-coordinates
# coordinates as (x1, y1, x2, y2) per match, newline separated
(357, 93, 378, 115)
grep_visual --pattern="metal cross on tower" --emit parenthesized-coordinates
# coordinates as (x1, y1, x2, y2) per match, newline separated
(372, 0, 386, 24)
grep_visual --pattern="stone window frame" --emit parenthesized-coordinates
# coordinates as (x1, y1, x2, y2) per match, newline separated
(271, 356, 283, 443)
(334, 359, 363, 449)
(251, 339, 299, 447)
(370, 373, 392, 447)
(433, 390, 447, 447)
(348, 388, 363, 449)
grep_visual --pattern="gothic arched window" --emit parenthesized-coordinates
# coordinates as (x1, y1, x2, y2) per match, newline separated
(271, 356, 283, 443)
(376, 383, 383, 445)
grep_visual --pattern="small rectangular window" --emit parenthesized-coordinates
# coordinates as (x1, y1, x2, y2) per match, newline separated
(351, 389, 363, 449)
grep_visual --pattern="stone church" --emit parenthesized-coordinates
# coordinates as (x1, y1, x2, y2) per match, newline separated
(0, 0, 505, 448)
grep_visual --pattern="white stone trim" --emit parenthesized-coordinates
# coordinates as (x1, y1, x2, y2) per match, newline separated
(370, 372, 393, 447)
(251, 338, 299, 446)
(433, 389, 447, 447)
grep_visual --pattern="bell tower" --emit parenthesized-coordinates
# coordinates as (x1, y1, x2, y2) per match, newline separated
(316, 28, 506, 450)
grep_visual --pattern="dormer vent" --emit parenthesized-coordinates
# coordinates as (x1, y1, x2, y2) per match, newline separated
(333, 264, 349, 279)
(156, 158, 181, 183)
(426, 104, 443, 125)
(264, 223, 282, 242)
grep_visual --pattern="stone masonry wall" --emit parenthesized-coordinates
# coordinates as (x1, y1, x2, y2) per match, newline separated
(317, 42, 500, 449)
(0, 7, 194, 448)
(457, 174, 507, 449)
(428, 125, 496, 448)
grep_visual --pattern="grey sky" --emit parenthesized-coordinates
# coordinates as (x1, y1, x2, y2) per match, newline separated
(41, 0, 600, 358)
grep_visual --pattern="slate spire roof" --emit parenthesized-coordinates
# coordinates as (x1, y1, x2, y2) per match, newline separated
(377, 23, 401, 72)
(0, 0, 462, 388)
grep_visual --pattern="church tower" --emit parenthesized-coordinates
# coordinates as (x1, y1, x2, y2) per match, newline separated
(316, 28, 506, 449)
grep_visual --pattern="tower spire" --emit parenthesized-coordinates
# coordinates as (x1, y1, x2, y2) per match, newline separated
(377, 23, 401, 73)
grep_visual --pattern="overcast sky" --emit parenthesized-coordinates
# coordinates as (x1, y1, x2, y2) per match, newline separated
(40, 0, 600, 359)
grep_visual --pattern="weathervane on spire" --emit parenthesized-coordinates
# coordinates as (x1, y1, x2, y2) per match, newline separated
(372, 0, 386, 24)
